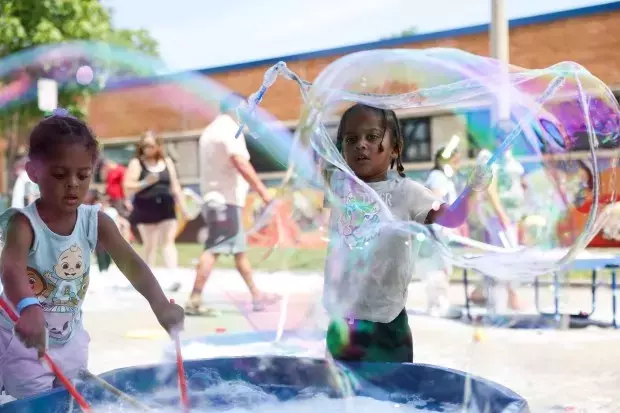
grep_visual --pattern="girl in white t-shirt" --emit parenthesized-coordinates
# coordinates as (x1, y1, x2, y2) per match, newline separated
(323, 104, 492, 363)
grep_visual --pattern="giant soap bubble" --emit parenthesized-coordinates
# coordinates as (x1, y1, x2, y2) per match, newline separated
(239, 48, 620, 291)
(0, 41, 304, 192)
(1, 42, 619, 412)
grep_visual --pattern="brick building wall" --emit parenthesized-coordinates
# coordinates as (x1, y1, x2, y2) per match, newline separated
(87, 4, 620, 139)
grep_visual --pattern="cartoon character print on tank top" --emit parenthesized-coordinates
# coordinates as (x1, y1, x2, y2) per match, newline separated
(0, 203, 98, 345)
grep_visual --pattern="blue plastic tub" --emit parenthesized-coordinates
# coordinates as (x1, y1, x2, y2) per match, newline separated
(0, 356, 529, 412)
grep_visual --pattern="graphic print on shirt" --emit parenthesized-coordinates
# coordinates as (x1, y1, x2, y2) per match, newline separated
(45, 311, 75, 341)
(44, 244, 88, 310)
(27, 267, 56, 305)
(337, 191, 381, 248)
(77, 275, 89, 301)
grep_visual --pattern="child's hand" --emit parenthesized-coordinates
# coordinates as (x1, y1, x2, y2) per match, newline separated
(15, 305, 47, 358)
(154, 301, 185, 336)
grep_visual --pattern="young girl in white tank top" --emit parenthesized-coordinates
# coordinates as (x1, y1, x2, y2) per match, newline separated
(0, 110, 185, 400)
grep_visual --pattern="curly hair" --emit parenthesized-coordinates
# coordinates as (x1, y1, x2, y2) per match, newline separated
(29, 111, 99, 162)
(335, 103, 405, 177)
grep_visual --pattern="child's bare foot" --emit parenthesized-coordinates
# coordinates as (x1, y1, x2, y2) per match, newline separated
(252, 292, 281, 312)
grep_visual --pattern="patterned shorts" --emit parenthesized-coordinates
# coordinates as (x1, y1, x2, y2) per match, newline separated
(326, 308, 413, 363)
(202, 203, 247, 255)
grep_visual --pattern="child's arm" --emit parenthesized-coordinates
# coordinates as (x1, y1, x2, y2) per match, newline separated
(418, 164, 494, 228)
(0, 214, 46, 355)
(425, 196, 469, 228)
(1, 214, 34, 305)
(97, 212, 184, 332)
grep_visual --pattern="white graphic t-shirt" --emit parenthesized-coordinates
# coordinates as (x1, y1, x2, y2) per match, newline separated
(323, 171, 441, 323)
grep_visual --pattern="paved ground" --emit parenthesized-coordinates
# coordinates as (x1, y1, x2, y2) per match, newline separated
(80, 266, 620, 412)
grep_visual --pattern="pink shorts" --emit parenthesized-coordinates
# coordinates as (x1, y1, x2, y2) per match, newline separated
(0, 326, 90, 399)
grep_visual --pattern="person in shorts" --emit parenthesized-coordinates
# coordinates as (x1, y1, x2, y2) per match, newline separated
(184, 95, 280, 315)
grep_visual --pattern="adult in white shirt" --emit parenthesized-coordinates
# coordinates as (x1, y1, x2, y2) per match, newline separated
(185, 95, 279, 315)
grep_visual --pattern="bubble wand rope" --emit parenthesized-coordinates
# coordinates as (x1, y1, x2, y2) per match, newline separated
(79, 370, 156, 412)
(234, 61, 310, 139)
(0, 297, 92, 412)
(169, 299, 190, 413)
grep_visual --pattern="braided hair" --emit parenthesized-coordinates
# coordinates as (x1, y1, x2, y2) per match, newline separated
(335, 104, 406, 177)
(29, 109, 99, 162)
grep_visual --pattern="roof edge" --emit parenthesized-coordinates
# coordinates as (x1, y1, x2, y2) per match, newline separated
(103, 1, 620, 91)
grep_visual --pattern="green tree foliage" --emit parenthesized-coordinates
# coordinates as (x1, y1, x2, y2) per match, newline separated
(109, 28, 159, 57)
(0, 0, 160, 177)
(0, 0, 113, 56)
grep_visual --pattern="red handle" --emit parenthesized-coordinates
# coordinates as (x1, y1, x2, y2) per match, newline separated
(0, 297, 91, 412)
(170, 299, 190, 412)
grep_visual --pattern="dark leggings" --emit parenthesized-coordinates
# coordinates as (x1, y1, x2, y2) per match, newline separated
(326, 309, 413, 363)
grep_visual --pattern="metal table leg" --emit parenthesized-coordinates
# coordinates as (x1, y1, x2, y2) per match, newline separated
(463, 269, 472, 321)
(534, 277, 542, 314)
(612, 269, 617, 329)
(588, 270, 597, 316)
(553, 272, 560, 324)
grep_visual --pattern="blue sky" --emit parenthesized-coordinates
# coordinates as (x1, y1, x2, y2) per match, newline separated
(102, 0, 613, 72)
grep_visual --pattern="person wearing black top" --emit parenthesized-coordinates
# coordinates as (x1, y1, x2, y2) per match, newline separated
(124, 132, 187, 282)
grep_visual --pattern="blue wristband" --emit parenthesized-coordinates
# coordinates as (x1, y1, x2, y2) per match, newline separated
(16, 297, 40, 315)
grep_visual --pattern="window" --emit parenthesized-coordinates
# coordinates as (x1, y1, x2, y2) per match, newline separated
(100, 138, 200, 183)
(245, 130, 290, 173)
(539, 118, 567, 151)
(324, 123, 339, 141)
(101, 143, 136, 166)
(400, 117, 431, 162)
(164, 139, 200, 180)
